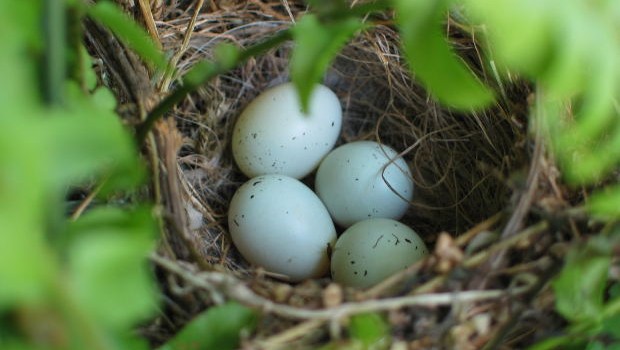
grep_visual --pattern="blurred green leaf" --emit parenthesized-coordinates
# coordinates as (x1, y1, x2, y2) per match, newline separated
(610, 283, 620, 299)
(586, 341, 605, 350)
(91, 87, 117, 111)
(348, 313, 390, 349)
(183, 60, 219, 89)
(463, 0, 554, 77)
(160, 302, 257, 350)
(527, 335, 576, 350)
(601, 313, 620, 339)
(68, 207, 157, 329)
(0, 1, 43, 112)
(587, 186, 620, 219)
(43, 85, 144, 192)
(394, 0, 494, 110)
(291, 14, 364, 112)
(0, 119, 55, 309)
(552, 237, 611, 323)
(465, 0, 620, 187)
(87, 1, 167, 70)
(80, 46, 99, 91)
(305, 0, 349, 16)
(214, 43, 241, 71)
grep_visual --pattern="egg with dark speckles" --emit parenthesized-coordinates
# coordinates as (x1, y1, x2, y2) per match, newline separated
(232, 83, 342, 179)
(228, 174, 337, 282)
(331, 218, 428, 288)
(315, 141, 414, 227)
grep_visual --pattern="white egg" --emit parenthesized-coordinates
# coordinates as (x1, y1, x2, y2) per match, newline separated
(228, 174, 337, 281)
(232, 83, 342, 179)
(315, 141, 414, 227)
(331, 218, 428, 288)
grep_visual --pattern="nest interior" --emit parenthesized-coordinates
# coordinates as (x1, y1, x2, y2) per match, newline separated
(84, 1, 581, 348)
(170, 9, 530, 255)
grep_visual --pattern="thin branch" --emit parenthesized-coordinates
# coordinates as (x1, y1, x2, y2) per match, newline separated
(158, 0, 205, 93)
(363, 220, 548, 299)
(256, 319, 325, 348)
(151, 253, 532, 321)
(137, 0, 161, 48)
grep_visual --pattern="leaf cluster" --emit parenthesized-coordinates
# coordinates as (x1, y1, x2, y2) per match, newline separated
(4, 0, 620, 348)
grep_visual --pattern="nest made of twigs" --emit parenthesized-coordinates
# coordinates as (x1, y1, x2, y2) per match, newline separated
(84, 1, 584, 348)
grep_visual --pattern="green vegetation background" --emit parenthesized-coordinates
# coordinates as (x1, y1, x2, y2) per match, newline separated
(1, 0, 620, 349)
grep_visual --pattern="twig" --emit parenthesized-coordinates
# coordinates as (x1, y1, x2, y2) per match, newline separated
(137, 0, 161, 48)
(363, 220, 546, 299)
(471, 89, 546, 289)
(151, 254, 532, 321)
(256, 319, 325, 349)
(455, 212, 503, 246)
(158, 0, 205, 92)
(70, 180, 106, 221)
(462, 221, 548, 269)
(409, 221, 548, 296)
(482, 255, 563, 349)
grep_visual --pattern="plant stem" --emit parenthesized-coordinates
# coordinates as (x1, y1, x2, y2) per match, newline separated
(136, 30, 292, 145)
(151, 253, 532, 321)
(43, 0, 67, 106)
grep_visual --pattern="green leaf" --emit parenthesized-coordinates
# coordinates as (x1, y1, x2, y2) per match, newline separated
(552, 237, 611, 323)
(604, 343, 620, 350)
(0, 119, 56, 309)
(527, 335, 575, 350)
(394, 0, 494, 110)
(305, 0, 349, 16)
(43, 87, 144, 192)
(587, 185, 620, 219)
(214, 43, 241, 71)
(80, 46, 99, 91)
(91, 87, 117, 111)
(183, 60, 219, 89)
(462, 0, 555, 77)
(68, 206, 157, 329)
(601, 313, 620, 339)
(0, 1, 43, 111)
(348, 313, 390, 349)
(87, 1, 166, 70)
(585, 341, 605, 350)
(290, 14, 364, 112)
(160, 302, 257, 350)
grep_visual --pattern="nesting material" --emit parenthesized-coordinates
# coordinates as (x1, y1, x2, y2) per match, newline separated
(167, 9, 528, 268)
(86, 1, 579, 348)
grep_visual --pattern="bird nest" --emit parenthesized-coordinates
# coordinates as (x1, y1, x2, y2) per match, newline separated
(85, 1, 582, 348)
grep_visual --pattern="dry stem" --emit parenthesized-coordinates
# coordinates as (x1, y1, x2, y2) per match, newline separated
(151, 253, 532, 321)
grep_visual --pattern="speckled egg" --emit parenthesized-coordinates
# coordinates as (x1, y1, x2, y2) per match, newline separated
(315, 141, 414, 227)
(331, 218, 428, 288)
(232, 83, 342, 179)
(228, 174, 337, 282)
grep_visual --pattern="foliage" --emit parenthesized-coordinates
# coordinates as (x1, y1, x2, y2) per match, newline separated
(158, 302, 257, 350)
(394, 0, 494, 109)
(0, 0, 160, 348)
(348, 313, 391, 349)
(290, 14, 365, 112)
(4, 0, 620, 348)
(527, 238, 620, 349)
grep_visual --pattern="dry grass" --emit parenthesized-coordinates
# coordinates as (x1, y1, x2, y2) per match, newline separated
(83, 1, 587, 348)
